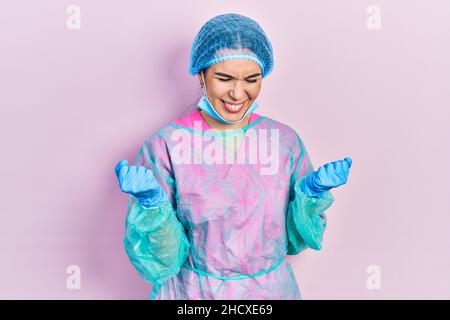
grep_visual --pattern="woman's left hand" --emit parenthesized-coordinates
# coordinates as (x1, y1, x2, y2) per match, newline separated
(300, 157, 353, 197)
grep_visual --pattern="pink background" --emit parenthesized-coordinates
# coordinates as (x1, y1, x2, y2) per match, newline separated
(0, 0, 449, 299)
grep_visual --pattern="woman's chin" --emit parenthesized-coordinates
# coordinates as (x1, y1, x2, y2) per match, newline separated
(222, 114, 243, 123)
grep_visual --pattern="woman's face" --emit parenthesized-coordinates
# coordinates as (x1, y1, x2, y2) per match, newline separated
(197, 59, 263, 123)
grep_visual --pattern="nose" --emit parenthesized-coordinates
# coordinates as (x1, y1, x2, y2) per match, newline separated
(229, 80, 247, 101)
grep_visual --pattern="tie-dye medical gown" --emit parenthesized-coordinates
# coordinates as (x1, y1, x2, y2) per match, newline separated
(122, 107, 334, 300)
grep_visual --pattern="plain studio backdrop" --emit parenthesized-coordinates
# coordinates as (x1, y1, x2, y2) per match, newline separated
(0, 0, 449, 299)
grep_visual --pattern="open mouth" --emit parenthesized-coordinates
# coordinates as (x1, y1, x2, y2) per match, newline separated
(221, 100, 247, 114)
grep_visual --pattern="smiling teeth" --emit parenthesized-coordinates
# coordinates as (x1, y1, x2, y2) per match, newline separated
(224, 102, 243, 111)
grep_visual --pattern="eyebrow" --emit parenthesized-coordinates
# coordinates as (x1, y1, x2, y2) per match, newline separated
(214, 72, 262, 79)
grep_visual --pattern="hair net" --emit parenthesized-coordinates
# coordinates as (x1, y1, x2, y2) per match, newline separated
(188, 13, 274, 78)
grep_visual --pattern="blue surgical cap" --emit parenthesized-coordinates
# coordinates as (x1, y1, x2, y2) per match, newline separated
(188, 13, 274, 78)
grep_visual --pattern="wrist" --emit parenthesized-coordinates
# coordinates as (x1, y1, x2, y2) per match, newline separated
(137, 188, 169, 208)
(299, 175, 324, 198)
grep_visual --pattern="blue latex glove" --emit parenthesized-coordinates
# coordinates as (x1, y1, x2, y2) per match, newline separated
(115, 159, 168, 208)
(300, 157, 353, 197)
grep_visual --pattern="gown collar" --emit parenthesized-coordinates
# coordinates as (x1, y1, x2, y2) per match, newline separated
(171, 107, 264, 134)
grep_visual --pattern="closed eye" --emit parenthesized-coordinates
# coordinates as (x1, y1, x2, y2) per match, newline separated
(218, 78, 258, 83)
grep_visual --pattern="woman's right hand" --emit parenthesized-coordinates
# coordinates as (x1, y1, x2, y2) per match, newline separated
(115, 159, 168, 208)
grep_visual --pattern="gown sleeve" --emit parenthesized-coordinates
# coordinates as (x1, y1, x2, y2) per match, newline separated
(122, 135, 190, 286)
(286, 132, 335, 255)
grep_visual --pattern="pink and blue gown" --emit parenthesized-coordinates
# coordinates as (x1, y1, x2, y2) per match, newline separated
(122, 107, 334, 300)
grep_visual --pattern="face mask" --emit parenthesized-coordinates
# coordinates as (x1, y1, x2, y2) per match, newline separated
(197, 71, 260, 125)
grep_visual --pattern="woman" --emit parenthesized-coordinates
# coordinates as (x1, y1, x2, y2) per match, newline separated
(115, 13, 352, 300)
